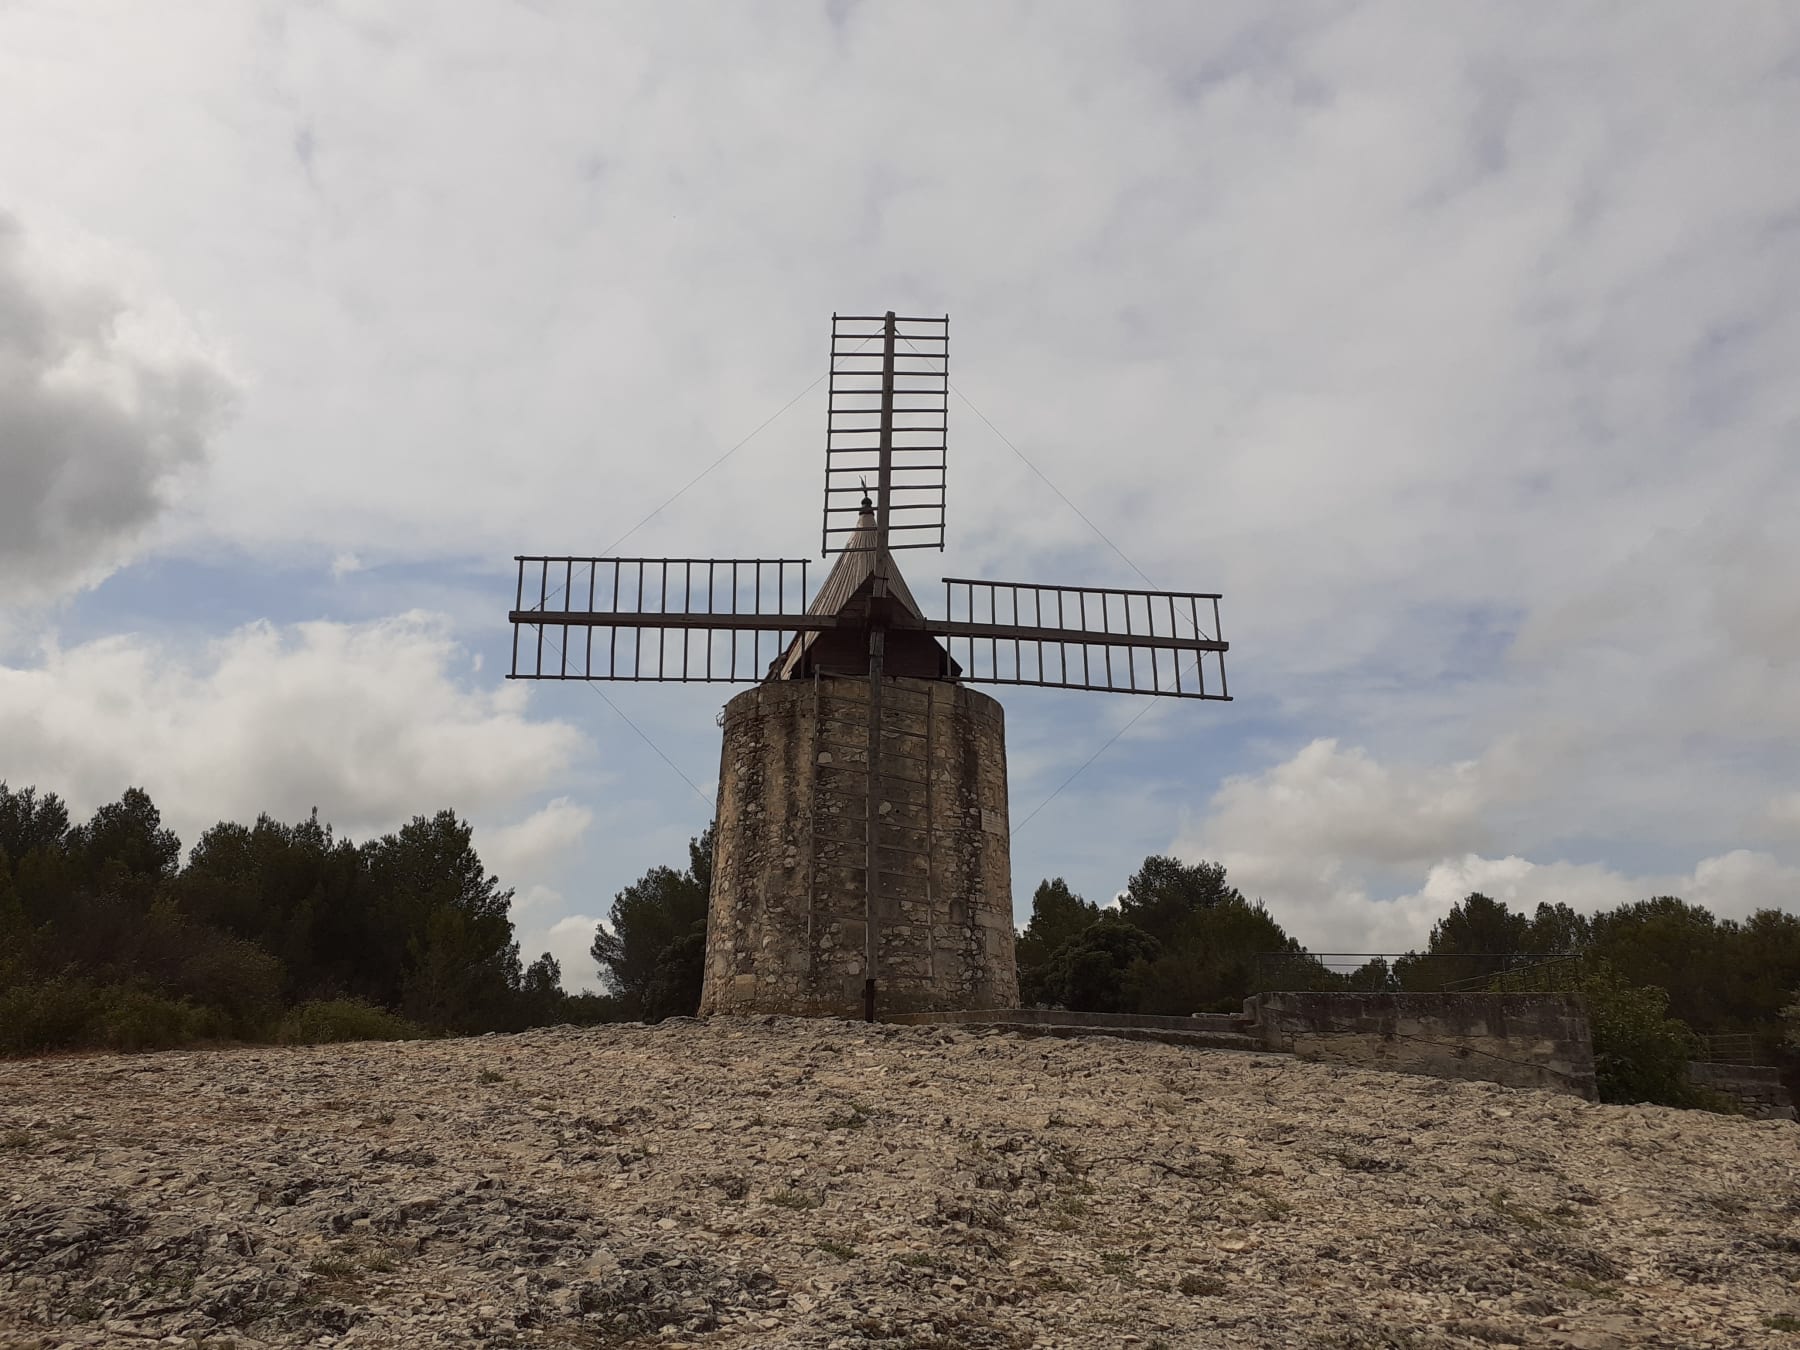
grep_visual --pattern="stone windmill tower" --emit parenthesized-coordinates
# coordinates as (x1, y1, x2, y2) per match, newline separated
(509, 313, 1229, 1020)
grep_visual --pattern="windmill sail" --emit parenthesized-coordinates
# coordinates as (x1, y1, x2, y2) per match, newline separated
(823, 313, 948, 555)
(507, 555, 818, 682)
(509, 552, 1228, 699)
(937, 577, 1228, 700)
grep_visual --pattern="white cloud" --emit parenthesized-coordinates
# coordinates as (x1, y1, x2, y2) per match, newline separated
(0, 6, 1794, 961)
(0, 211, 235, 601)
(1177, 738, 1800, 953)
(1203, 739, 1488, 870)
(536, 913, 606, 995)
(481, 797, 593, 889)
(0, 612, 585, 848)
(1684, 850, 1800, 922)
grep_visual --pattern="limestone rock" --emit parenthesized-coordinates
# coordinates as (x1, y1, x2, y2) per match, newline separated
(2, 1019, 1796, 1348)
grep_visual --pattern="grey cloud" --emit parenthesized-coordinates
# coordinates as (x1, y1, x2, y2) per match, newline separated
(0, 213, 234, 602)
(0, 6, 1796, 951)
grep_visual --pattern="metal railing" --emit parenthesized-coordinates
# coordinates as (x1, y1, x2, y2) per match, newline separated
(1250, 951, 1585, 994)
(1695, 1032, 1766, 1066)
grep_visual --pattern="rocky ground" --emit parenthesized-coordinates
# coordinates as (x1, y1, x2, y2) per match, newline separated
(1, 1018, 1797, 1350)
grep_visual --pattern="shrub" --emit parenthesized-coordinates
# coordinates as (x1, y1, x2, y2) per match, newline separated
(173, 932, 286, 1036)
(1580, 963, 1702, 1106)
(95, 987, 213, 1052)
(276, 998, 425, 1045)
(560, 990, 640, 1025)
(0, 976, 107, 1056)
(0, 978, 215, 1056)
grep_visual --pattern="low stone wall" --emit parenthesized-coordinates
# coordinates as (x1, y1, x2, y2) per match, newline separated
(1242, 991, 1597, 1101)
(885, 1008, 1232, 1033)
(1687, 1062, 1797, 1120)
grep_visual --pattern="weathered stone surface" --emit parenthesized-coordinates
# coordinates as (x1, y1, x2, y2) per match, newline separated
(3, 1020, 1797, 1348)
(701, 675, 1017, 1017)
(1244, 991, 1599, 1100)
(1687, 1062, 1798, 1121)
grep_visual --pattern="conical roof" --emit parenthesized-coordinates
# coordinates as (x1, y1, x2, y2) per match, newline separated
(770, 498, 943, 681)
(804, 499, 927, 622)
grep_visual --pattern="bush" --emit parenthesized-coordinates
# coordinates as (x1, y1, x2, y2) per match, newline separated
(276, 998, 426, 1045)
(560, 990, 640, 1025)
(95, 987, 215, 1052)
(0, 977, 215, 1056)
(1580, 963, 1702, 1106)
(0, 976, 108, 1056)
(172, 931, 285, 1037)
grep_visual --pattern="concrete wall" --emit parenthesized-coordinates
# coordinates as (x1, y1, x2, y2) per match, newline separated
(1243, 991, 1597, 1100)
(699, 674, 1017, 1018)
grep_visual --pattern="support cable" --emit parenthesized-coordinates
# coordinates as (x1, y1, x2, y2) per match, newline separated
(894, 333, 1220, 839)
(897, 334, 1217, 642)
(523, 334, 878, 614)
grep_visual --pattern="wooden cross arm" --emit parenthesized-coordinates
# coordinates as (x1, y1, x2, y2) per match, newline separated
(926, 619, 1227, 654)
(509, 610, 838, 632)
(510, 609, 1227, 654)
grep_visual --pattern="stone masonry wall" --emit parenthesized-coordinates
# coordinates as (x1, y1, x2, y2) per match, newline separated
(1686, 1062, 1797, 1120)
(698, 675, 1017, 1018)
(1242, 991, 1598, 1101)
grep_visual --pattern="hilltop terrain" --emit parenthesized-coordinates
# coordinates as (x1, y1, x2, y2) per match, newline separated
(1, 1018, 1796, 1349)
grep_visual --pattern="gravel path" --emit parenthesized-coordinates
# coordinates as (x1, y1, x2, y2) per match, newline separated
(2, 1017, 1796, 1348)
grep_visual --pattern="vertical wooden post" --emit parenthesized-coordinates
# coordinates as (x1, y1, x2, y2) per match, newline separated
(864, 311, 896, 1023)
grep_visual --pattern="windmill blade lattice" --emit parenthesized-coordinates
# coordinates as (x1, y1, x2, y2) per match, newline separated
(823, 313, 948, 555)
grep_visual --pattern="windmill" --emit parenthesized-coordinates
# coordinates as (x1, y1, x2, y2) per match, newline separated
(508, 312, 1228, 1021)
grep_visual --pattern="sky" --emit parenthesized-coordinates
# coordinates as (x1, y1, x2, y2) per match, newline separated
(1, 2, 1796, 990)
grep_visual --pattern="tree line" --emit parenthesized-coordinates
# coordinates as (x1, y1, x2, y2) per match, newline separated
(6, 777, 1797, 1110)
(1012, 857, 1800, 1105)
(0, 781, 582, 1053)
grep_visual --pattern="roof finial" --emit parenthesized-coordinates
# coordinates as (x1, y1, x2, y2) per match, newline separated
(859, 476, 872, 512)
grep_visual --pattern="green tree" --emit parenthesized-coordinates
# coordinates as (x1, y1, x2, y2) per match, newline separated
(1128, 895, 1306, 1013)
(1344, 956, 1398, 991)
(642, 925, 708, 1022)
(1016, 878, 1100, 1002)
(66, 787, 180, 894)
(1720, 909, 1800, 1059)
(0, 854, 26, 982)
(1579, 961, 1703, 1106)
(1525, 901, 1591, 954)
(516, 952, 567, 1027)
(1395, 892, 1532, 990)
(1035, 914, 1161, 1013)
(361, 810, 521, 1031)
(1, 777, 579, 1052)
(1588, 896, 1734, 1030)
(0, 783, 70, 879)
(1116, 856, 1242, 948)
(591, 824, 715, 1011)
(177, 810, 363, 999)
(1431, 891, 1529, 956)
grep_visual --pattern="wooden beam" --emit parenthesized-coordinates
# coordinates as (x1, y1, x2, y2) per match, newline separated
(510, 611, 837, 632)
(926, 620, 1228, 654)
(511, 610, 1229, 655)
